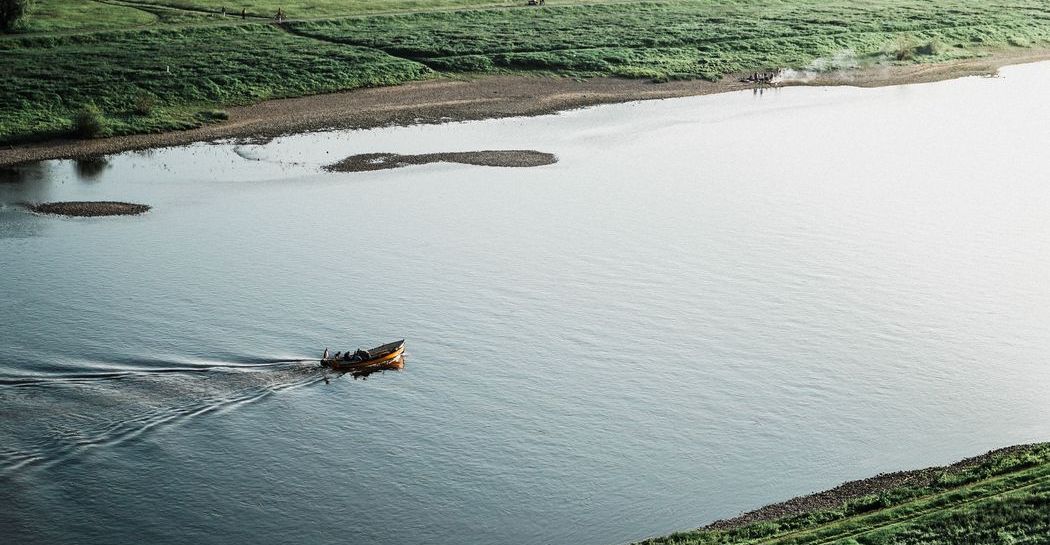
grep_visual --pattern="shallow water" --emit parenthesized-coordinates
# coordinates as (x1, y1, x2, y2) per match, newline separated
(3, 63, 1050, 545)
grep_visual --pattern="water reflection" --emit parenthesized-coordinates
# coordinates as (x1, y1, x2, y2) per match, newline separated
(74, 156, 111, 181)
(1, 163, 49, 202)
(0, 162, 49, 185)
(0, 163, 53, 207)
(0, 156, 115, 210)
(324, 355, 405, 382)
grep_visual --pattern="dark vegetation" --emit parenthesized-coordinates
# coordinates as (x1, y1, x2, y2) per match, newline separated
(638, 443, 1050, 545)
(71, 104, 104, 138)
(4, 1, 1050, 143)
(0, 0, 31, 31)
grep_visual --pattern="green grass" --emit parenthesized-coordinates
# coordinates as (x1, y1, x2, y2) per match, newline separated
(289, 1, 1050, 80)
(5, 0, 1050, 143)
(129, 0, 535, 19)
(10, 0, 224, 34)
(0, 23, 431, 142)
(14, 0, 157, 33)
(637, 444, 1050, 545)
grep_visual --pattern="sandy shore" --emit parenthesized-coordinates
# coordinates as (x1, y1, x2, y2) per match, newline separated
(2, 49, 1050, 166)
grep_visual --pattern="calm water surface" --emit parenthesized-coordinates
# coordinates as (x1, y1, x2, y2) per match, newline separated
(3, 63, 1050, 545)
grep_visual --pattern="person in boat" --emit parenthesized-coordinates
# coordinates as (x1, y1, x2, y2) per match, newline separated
(333, 351, 341, 360)
(342, 351, 353, 361)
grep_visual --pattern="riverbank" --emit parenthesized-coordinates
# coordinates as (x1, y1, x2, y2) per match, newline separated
(3, 48, 1050, 167)
(638, 442, 1050, 544)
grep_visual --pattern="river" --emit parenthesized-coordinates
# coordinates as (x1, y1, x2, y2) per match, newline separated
(2, 62, 1049, 545)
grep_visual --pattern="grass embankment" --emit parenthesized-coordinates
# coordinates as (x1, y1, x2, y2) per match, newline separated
(0, 24, 431, 143)
(5, 1, 1050, 143)
(639, 443, 1050, 545)
(15, 0, 216, 33)
(128, 0, 532, 19)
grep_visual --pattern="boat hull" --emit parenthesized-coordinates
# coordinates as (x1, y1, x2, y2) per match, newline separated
(322, 341, 405, 370)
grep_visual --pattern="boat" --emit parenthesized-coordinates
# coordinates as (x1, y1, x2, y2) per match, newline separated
(321, 340, 405, 370)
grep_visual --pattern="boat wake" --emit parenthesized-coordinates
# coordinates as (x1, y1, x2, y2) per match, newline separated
(0, 357, 318, 387)
(0, 360, 325, 476)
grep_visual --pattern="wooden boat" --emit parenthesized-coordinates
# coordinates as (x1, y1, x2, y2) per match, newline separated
(321, 340, 405, 370)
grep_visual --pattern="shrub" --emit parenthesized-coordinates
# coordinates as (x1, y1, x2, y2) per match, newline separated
(915, 40, 942, 56)
(71, 105, 104, 138)
(132, 93, 155, 116)
(0, 0, 31, 32)
(893, 35, 917, 61)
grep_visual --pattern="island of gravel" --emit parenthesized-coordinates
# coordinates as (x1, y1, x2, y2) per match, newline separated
(28, 202, 151, 217)
(324, 150, 557, 172)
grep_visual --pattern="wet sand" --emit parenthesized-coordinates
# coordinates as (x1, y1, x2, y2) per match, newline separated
(3, 49, 1050, 167)
(324, 150, 557, 172)
(27, 201, 151, 217)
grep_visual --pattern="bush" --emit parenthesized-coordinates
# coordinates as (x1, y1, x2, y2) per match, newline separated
(0, 0, 31, 32)
(915, 40, 942, 56)
(132, 94, 155, 116)
(893, 35, 916, 61)
(71, 105, 104, 138)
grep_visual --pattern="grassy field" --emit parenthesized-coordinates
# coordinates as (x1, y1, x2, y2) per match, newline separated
(638, 444, 1050, 545)
(4, 1, 1050, 143)
(289, 0, 1050, 80)
(14, 0, 214, 33)
(0, 23, 431, 142)
(129, 0, 533, 19)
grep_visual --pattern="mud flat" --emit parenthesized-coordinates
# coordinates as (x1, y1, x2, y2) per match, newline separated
(28, 201, 151, 217)
(324, 150, 557, 172)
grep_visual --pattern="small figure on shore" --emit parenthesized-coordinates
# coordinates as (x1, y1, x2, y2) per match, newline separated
(275, 7, 285, 22)
(241, 8, 246, 19)
(220, 6, 226, 17)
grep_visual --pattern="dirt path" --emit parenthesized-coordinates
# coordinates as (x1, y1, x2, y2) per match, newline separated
(3, 49, 1049, 166)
